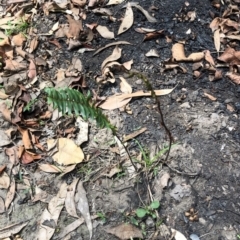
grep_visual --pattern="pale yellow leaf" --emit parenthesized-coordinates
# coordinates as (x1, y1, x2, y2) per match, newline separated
(52, 138, 84, 165)
(107, 0, 125, 5)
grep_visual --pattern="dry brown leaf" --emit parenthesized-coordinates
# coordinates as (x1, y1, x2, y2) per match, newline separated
(94, 41, 131, 56)
(122, 59, 133, 70)
(75, 181, 92, 239)
(209, 17, 221, 32)
(214, 29, 221, 52)
(101, 46, 122, 69)
(145, 49, 159, 57)
(4, 59, 26, 71)
(29, 37, 38, 53)
(226, 72, 240, 84)
(123, 127, 147, 142)
(218, 47, 240, 65)
(12, 33, 26, 46)
(103, 166, 122, 177)
(52, 138, 84, 165)
(21, 151, 41, 164)
(72, 57, 82, 71)
(227, 104, 235, 112)
(0, 221, 29, 239)
(66, 15, 82, 39)
(143, 30, 164, 41)
(18, 127, 32, 150)
(99, 88, 175, 110)
(56, 68, 66, 81)
(28, 59, 37, 80)
(38, 182, 67, 240)
(118, 3, 133, 35)
(120, 76, 132, 94)
(92, 8, 113, 15)
(204, 92, 217, 101)
(5, 178, 15, 209)
(72, 0, 86, 7)
(0, 91, 10, 100)
(96, 25, 114, 39)
(104, 223, 143, 239)
(0, 172, 10, 189)
(0, 165, 6, 174)
(5, 146, 19, 165)
(88, 0, 98, 7)
(65, 178, 79, 218)
(204, 50, 215, 66)
(57, 218, 84, 239)
(172, 43, 204, 62)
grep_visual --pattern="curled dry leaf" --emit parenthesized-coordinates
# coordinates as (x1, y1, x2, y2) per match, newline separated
(99, 88, 175, 110)
(5, 146, 19, 165)
(101, 46, 122, 69)
(218, 47, 240, 65)
(172, 43, 204, 62)
(104, 223, 143, 239)
(29, 37, 39, 53)
(93, 41, 131, 56)
(204, 92, 217, 101)
(72, 0, 86, 7)
(226, 72, 240, 84)
(204, 50, 215, 66)
(118, 3, 133, 35)
(133, 4, 157, 23)
(96, 25, 114, 39)
(143, 29, 164, 41)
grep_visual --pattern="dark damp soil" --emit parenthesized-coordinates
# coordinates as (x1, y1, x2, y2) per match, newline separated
(1, 0, 240, 239)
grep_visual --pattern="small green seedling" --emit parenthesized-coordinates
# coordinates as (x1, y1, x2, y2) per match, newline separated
(237, 234, 240, 239)
(5, 18, 29, 36)
(136, 200, 160, 219)
(97, 212, 107, 223)
(134, 139, 171, 169)
(23, 99, 37, 112)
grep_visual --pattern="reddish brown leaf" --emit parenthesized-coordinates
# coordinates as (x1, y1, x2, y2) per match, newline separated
(28, 59, 37, 79)
(66, 15, 83, 39)
(226, 72, 240, 84)
(21, 150, 41, 164)
(0, 165, 6, 174)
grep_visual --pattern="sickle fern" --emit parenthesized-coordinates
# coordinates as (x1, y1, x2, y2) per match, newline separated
(44, 87, 116, 133)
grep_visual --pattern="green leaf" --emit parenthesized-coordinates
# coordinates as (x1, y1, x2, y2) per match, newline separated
(150, 200, 160, 209)
(136, 208, 147, 218)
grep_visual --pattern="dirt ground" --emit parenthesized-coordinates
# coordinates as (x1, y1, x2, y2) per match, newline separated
(1, 0, 240, 239)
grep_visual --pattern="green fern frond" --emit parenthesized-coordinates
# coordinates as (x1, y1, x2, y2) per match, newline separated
(44, 87, 116, 133)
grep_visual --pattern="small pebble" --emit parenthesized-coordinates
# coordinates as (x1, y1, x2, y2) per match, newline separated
(190, 234, 200, 240)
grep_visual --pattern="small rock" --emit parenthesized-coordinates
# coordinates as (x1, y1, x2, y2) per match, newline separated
(180, 102, 191, 108)
(199, 217, 207, 225)
(145, 217, 155, 228)
(136, 79, 142, 85)
(190, 233, 200, 240)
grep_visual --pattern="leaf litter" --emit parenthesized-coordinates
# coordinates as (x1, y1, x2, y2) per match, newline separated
(1, 0, 238, 239)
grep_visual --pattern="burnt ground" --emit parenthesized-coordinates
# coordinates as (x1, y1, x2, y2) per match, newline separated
(1, 0, 240, 239)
